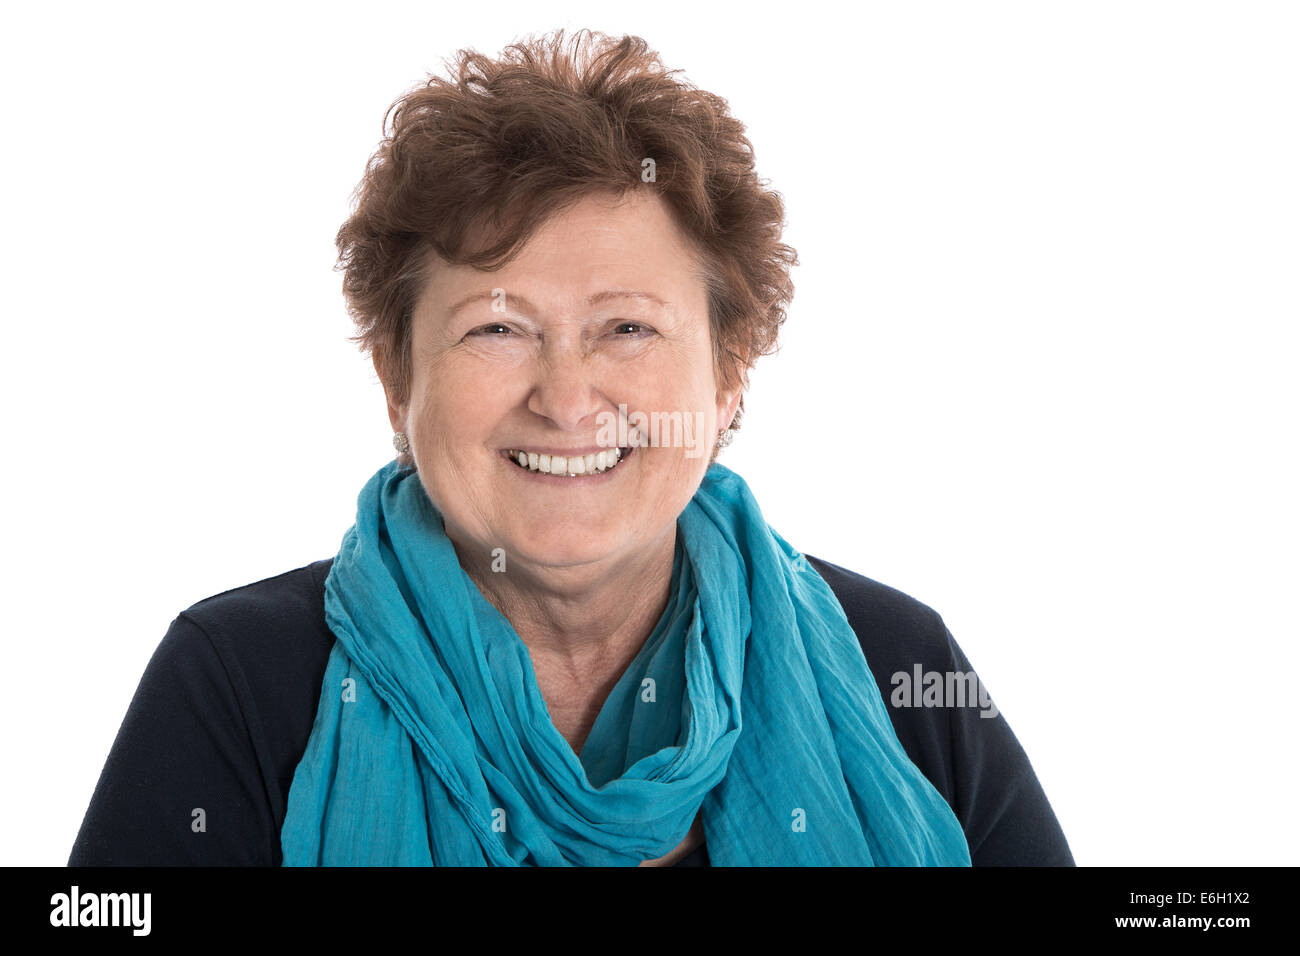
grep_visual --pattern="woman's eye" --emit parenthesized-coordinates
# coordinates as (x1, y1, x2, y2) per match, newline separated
(472, 323, 512, 336)
(613, 322, 649, 336)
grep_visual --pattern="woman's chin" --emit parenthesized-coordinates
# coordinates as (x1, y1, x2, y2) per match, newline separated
(494, 525, 629, 573)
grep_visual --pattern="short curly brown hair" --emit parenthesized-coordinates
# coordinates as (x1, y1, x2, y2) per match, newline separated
(337, 29, 797, 432)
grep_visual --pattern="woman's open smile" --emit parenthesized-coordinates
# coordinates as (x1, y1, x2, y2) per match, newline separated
(501, 444, 635, 479)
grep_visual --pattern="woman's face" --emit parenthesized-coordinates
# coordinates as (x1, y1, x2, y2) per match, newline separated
(386, 190, 741, 578)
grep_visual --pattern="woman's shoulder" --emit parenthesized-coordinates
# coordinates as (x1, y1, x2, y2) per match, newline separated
(170, 559, 339, 710)
(802, 553, 955, 671)
(178, 559, 339, 769)
(804, 553, 1075, 866)
(801, 553, 967, 815)
(174, 559, 339, 829)
(70, 559, 340, 865)
(180, 558, 335, 637)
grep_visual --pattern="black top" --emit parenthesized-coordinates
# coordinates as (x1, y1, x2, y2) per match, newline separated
(68, 554, 1074, 866)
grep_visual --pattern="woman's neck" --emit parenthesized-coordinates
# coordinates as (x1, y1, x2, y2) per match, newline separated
(450, 524, 677, 680)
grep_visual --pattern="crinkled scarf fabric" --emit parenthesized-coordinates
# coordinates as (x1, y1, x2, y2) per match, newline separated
(280, 460, 971, 866)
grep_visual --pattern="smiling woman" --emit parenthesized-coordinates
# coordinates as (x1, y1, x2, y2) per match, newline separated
(396, 190, 727, 585)
(69, 28, 1072, 867)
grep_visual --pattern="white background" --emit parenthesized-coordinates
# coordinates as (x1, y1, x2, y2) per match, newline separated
(2, 0, 1296, 866)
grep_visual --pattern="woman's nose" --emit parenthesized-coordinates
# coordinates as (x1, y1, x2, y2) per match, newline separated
(525, 351, 605, 432)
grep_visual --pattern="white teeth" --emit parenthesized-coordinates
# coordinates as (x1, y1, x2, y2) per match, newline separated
(508, 448, 628, 475)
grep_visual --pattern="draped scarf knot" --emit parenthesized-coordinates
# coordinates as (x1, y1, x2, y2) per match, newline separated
(281, 460, 971, 866)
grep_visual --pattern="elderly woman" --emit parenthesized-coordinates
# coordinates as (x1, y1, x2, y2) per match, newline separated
(70, 30, 1072, 867)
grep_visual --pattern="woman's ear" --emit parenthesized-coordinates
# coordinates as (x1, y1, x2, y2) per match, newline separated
(374, 352, 408, 434)
(718, 390, 741, 433)
(715, 361, 745, 433)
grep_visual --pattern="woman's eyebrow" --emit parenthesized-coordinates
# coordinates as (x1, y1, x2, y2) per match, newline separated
(445, 288, 670, 319)
(587, 289, 670, 309)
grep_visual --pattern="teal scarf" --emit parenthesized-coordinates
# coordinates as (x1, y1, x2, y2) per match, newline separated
(280, 459, 971, 866)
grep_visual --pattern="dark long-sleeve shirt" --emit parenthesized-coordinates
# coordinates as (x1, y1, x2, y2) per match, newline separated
(68, 554, 1074, 866)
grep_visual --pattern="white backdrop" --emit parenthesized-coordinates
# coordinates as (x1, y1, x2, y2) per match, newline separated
(2, 0, 1296, 866)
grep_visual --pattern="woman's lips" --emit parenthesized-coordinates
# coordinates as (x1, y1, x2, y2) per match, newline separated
(502, 446, 633, 477)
